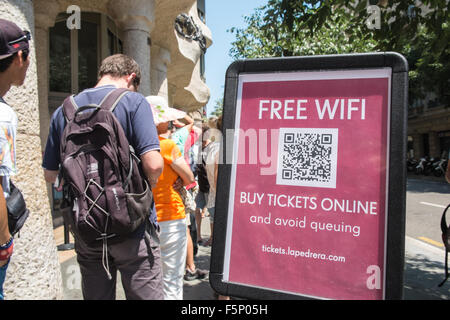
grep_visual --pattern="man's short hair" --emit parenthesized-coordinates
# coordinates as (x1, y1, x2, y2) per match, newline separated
(98, 54, 141, 88)
(0, 52, 16, 73)
(0, 48, 29, 73)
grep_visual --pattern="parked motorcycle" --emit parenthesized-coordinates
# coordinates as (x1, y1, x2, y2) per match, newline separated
(433, 158, 448, 177)
(424, 157, 440, 175)
(407, 158, 418, 172)
(415, 157, 427, 175)
(415, 157, 435, 175)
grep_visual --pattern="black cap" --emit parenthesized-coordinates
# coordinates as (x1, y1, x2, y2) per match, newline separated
(0, 19, 30, 60)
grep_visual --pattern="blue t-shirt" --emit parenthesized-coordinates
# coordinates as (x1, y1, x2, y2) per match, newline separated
(42, 85, 160, 226)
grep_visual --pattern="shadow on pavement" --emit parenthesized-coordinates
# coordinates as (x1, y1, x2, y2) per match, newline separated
(403, 252, 449, 300)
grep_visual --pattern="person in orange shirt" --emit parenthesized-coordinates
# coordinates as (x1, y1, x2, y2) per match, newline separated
(146, 96, 195, 300)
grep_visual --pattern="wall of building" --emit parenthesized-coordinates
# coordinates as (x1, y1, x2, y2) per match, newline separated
(0, 0, 63, 299)
(408, 105, 450, 159)
(152, 0, 212, 111)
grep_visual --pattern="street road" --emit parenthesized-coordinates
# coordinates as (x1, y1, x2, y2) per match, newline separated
(406, 176, 450, 249)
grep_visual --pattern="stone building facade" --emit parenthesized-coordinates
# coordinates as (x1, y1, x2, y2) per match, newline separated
(408, 103, 450, 160)
(0, 0, 211, 299)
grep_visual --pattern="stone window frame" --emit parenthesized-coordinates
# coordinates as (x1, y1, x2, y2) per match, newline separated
(48, 12, 123, 114)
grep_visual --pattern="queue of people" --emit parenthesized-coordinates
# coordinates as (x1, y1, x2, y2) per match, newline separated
(0, 18, 222, 300)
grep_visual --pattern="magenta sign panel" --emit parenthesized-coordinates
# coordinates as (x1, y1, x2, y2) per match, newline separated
(222, 69, 392, 300)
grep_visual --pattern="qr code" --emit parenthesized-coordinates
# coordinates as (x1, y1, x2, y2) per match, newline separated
(276, 128, 338, 188)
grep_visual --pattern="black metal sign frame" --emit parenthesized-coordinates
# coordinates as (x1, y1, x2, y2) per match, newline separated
(209, 52, 408, 300)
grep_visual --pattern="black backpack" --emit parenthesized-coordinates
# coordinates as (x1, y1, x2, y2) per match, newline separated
(195, 159, 210, 193)
(7, 180, 30, 237)
(439, 204, 450, 287)
(59, 88, 153, 278)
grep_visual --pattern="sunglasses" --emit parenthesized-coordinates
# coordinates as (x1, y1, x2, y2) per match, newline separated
(8, 30, 31, 45)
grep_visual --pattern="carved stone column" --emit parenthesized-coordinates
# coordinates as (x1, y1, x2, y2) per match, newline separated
(150, 45, 171, 99)
(34, 3, 59, 150)
(109, 0, 155, 96)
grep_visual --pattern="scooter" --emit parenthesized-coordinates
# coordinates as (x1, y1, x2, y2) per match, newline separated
(423, 157, 438, 176)
(433, 158, 448, 177)
(415, 157, 431, 175)
(407, 158, 418, 172)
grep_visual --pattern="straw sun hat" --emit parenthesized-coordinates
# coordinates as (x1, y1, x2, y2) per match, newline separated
(145, 95, 186, 125)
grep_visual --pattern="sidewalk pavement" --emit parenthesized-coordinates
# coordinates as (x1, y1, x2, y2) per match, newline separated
(403, 236, 449, 299)
(55, 217, 449, 300)
(56, 216, 216, 300)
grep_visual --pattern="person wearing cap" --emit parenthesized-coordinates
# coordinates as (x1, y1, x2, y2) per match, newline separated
(146, 95, 195, 300)
(0, 19, 31, 300)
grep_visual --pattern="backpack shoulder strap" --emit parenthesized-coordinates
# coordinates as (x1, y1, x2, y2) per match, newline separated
(439, 204, 450, 287)
(62, 88, 129, 122)
(99, 88, 130, 112)
(441, 204, 450, 237)
(62, 95, 78, 122)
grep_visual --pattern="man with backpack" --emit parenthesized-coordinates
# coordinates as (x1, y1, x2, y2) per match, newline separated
(0, 19, 31, 300)
(42, 54, 164, 300)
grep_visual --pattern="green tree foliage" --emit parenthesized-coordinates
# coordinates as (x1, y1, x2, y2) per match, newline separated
(211, 97, 224, 117)
(229, 0, 449, 106)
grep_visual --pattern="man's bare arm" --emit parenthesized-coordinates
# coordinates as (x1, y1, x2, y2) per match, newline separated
(0, 183, 12, 266)
(140, 150, 164, 188)
(44, 169, 58, 184)
(171, 157, 195, 186)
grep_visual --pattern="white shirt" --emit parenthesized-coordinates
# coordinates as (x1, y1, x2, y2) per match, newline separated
(0, 97, 18, 197)
(203, 141, 220, 208)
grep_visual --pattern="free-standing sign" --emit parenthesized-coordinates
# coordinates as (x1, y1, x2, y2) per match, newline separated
(210, 53, 408, 300)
